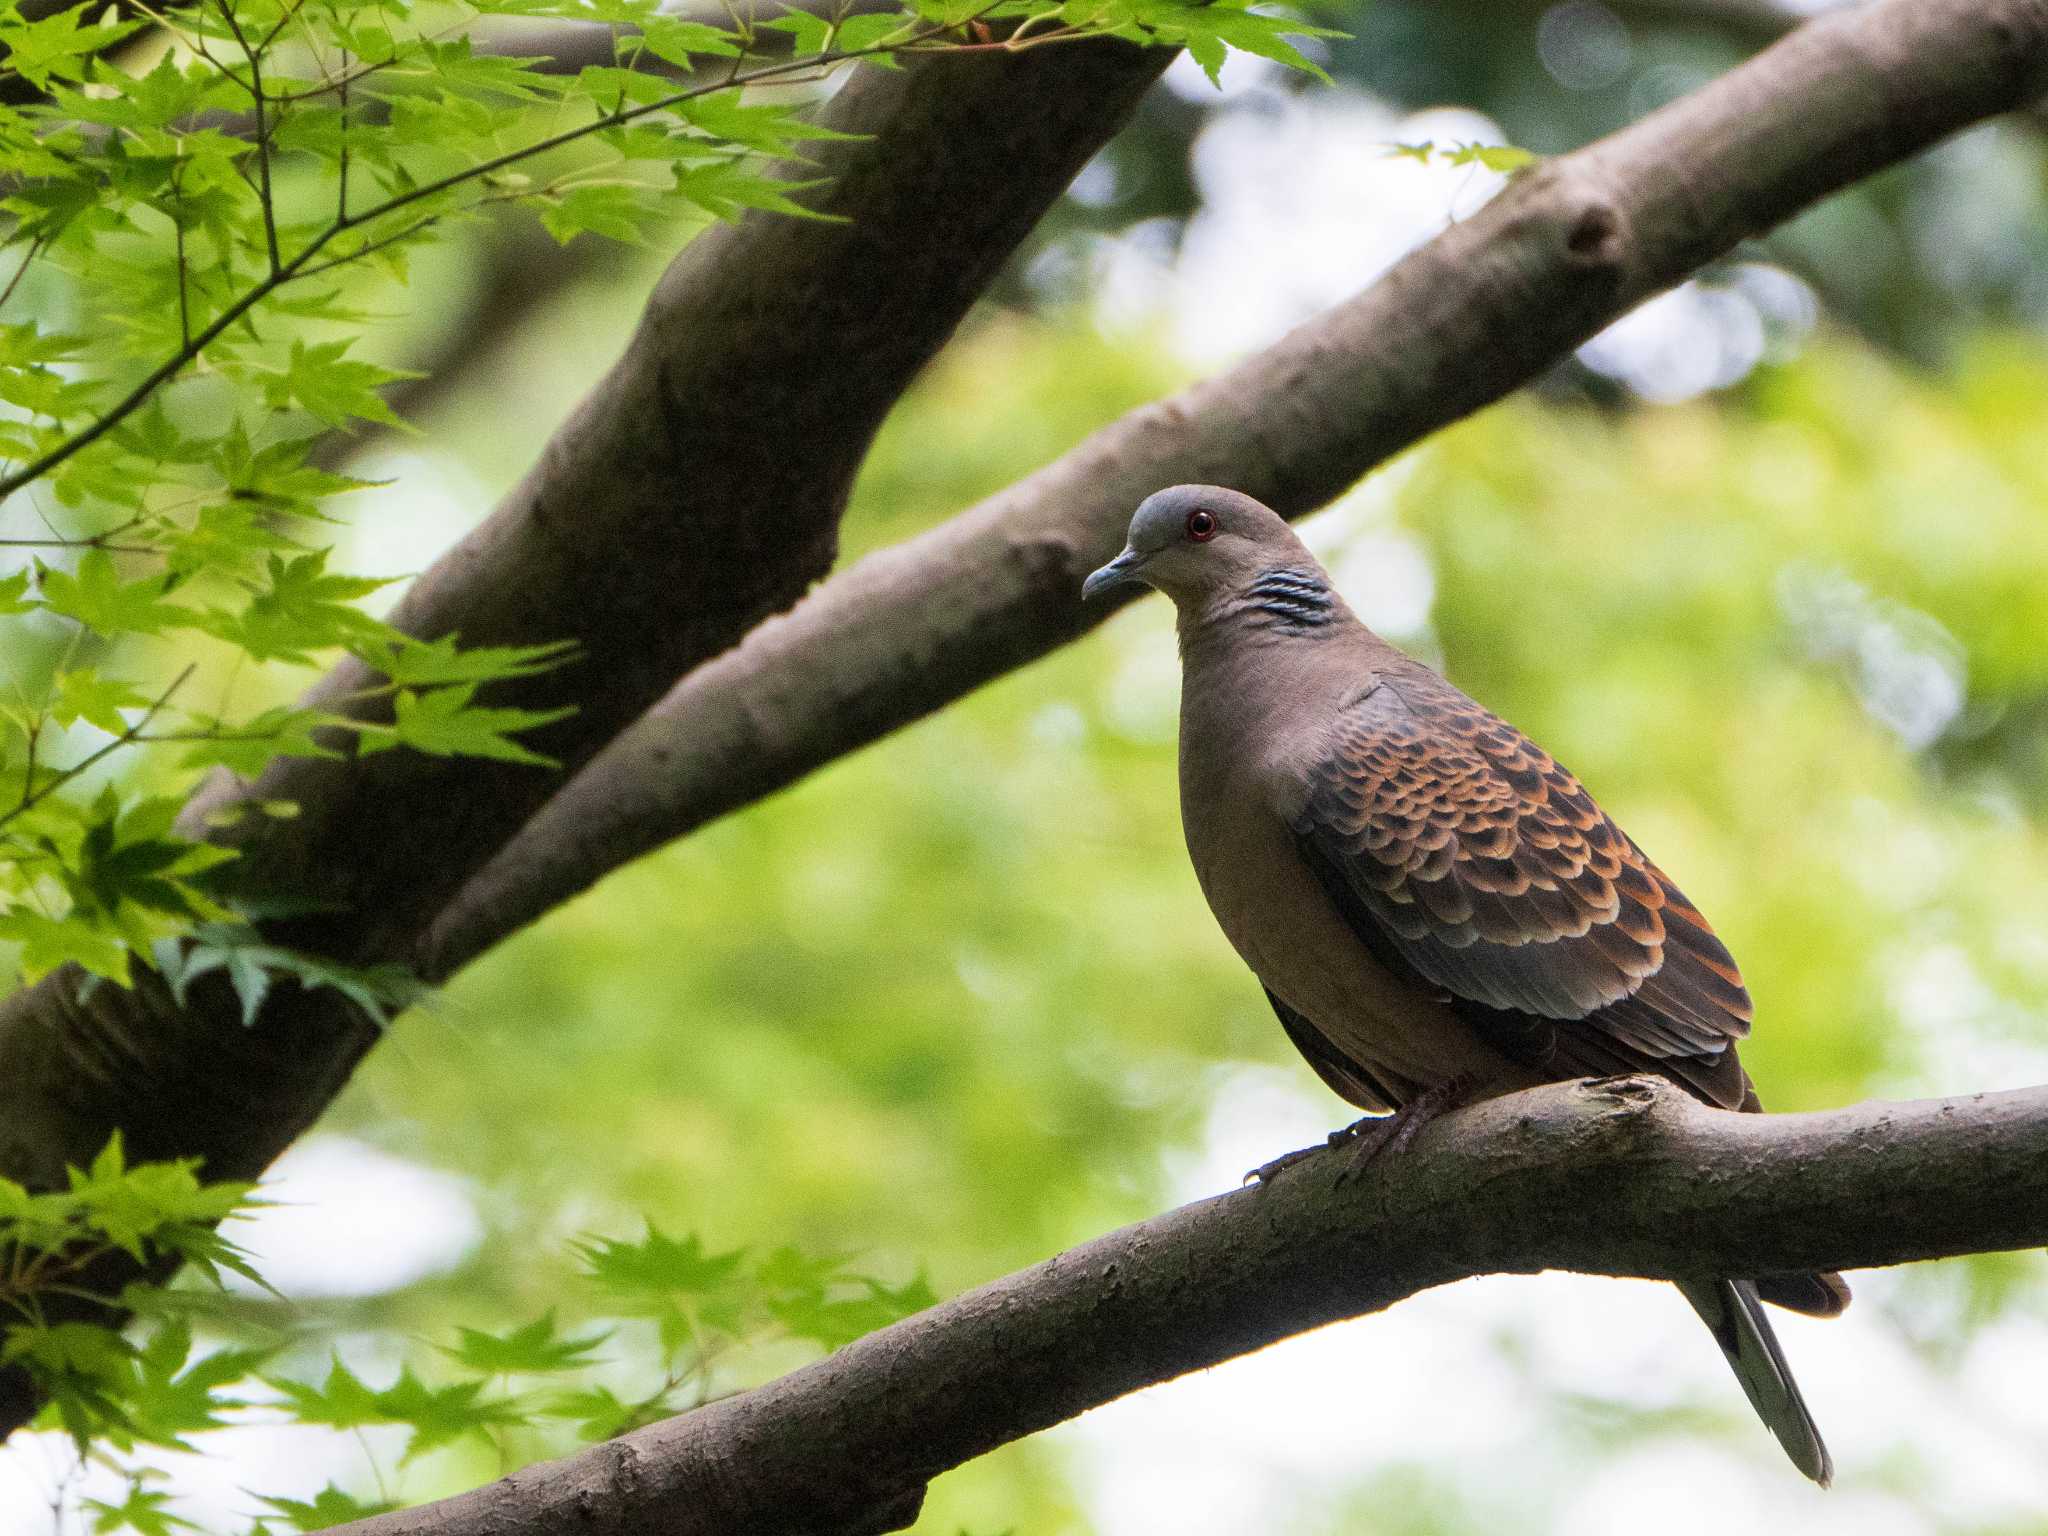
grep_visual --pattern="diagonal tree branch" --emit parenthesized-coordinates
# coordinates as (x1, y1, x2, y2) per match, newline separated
(4, 0, 2044, 1459)
(424, 0, 2048, 979)
(0, 34, 1174, 1435)
(332, 1076, 2048, 1536)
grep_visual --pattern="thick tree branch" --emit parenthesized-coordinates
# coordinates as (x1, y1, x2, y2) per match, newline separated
(0, 36, 1173, 1435)
(426, 0, 2048, 977)
(335, 1077, 2048, 1536)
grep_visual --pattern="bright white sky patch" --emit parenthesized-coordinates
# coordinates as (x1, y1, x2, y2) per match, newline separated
(222, 1134, 483, 1297)
(1090, 97, 1514, 366)
(1092, 84, 1820, 403)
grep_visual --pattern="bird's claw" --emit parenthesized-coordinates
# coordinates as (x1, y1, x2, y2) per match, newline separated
(1243, 1129, 1353, 1186)
(1333, 1076, 1476, 1185)
(1248, 1078, 1478, 1189)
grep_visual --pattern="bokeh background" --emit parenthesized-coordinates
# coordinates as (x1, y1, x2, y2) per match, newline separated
(8, 0, 2048, 1529)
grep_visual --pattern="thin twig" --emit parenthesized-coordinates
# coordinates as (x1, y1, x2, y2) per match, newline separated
(0, 237, 45, 312)
(0, 7, 1009, 503)
(131, 726, 312, 744)
(254, 0, 310, 56)
(0, 663, 197, 835)
(290, 212, 445, 280)
(259, 14, 505, 104)
(0, 249, 314, 497)
(122, 0, 251, 95)
(171, 165, 193, 351)
(292, 10, 1001, 231)
(214, 0, 283, 277)
(337, 70, 350, 223)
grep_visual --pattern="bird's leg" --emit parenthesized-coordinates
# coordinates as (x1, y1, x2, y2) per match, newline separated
(1244, 1077, 1480, 1187)
(1244, 1126, 1364, 1186)
(1332, 1075, 1478, 1187)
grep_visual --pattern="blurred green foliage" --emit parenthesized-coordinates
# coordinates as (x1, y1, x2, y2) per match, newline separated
(8, 296, 2048, 1529)
(272, 311, 2048, 1527)
(1062, 2, 2048, 360)
(5, 4, 2048, 1521)
(0, 0, 1325, 993)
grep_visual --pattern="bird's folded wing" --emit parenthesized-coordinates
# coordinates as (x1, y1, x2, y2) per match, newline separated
(1291, 667, 1755, 1108)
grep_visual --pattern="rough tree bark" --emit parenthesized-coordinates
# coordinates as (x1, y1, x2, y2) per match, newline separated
(425, 0, 2048, 975)
(332, 1077, 2048, 1536)
(0, 0, 2041, 1466)
(0, 34, 1174, 1431)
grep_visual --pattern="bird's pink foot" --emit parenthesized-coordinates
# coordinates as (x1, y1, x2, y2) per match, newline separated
(1246, 1078, 1479, 1187)
(1244, 1127, 1356, 1186)
(1332, 1076, 1477, 1187)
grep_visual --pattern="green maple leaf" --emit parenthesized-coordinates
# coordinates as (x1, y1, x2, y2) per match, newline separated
(769, 1271, 939, 1352)
(442, 1310, 610, 1375)
(36, 792, 238, 968)
(573, 1225, 747, 1297)
(636, 15, 744, 64)
(122, 1320, 271, 1450)
(180, 706, 346, 780)
(155, 923, 429, 1030)
(199, 550, 396, 666)
(533, 181, 662, 245)
(0, 908, 134, 983)
(63, 1134, 252, 1263)
(371, 1366, 528, 1460)
(49, 669, 150, 735)
(261, 340, 419, 430)
(359, 684, 572, 766)
(0, 569, 38, 614)
(264, 1358, 383, 1432)
(251, 1486, 398, 1533)
(37, 550, 195, 637)
(360, 633, 577, 689)
(2, 1319, 136, 1382)
(0, 6, 147, 88)
(672, 161, 831, 223)
(85, 1481, 198, 1536)
(545, 1383, 680, 1443)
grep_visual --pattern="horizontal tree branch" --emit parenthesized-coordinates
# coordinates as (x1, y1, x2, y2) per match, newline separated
(0, 36, 1173, 1436)
(336, 1076, 2048, 1536)
(425, 0, 2048, 977)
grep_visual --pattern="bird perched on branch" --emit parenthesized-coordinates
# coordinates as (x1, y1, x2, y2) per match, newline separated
(1082, 483, 1849, 1485)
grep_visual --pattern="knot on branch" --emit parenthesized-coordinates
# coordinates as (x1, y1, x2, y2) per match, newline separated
(1578, 1072, 1671, 1115)
(1562, 199, 1626, 269)
(1002, 527, 1082, 591)
(1538, 1072, 1690, 1153)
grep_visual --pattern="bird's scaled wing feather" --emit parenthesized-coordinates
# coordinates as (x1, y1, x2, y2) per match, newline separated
(1291, 667, 1755, 1109)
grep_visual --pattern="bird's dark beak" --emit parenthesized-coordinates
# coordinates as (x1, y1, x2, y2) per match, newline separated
(1082, 547, 1146, 602)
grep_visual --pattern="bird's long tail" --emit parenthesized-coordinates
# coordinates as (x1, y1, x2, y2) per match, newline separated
(1676, 1277, 1833, 1486)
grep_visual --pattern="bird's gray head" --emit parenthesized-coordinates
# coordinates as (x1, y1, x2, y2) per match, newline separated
(1081, 485, 1315, 610)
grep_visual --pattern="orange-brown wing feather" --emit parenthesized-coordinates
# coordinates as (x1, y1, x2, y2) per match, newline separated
(1292, 664, 1755, 1109)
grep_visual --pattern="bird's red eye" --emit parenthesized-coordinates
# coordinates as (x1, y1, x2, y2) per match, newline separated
(1186, 510, 1218, 542)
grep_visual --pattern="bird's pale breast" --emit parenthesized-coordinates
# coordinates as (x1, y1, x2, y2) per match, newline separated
(1178, 668, 1532, 1106)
